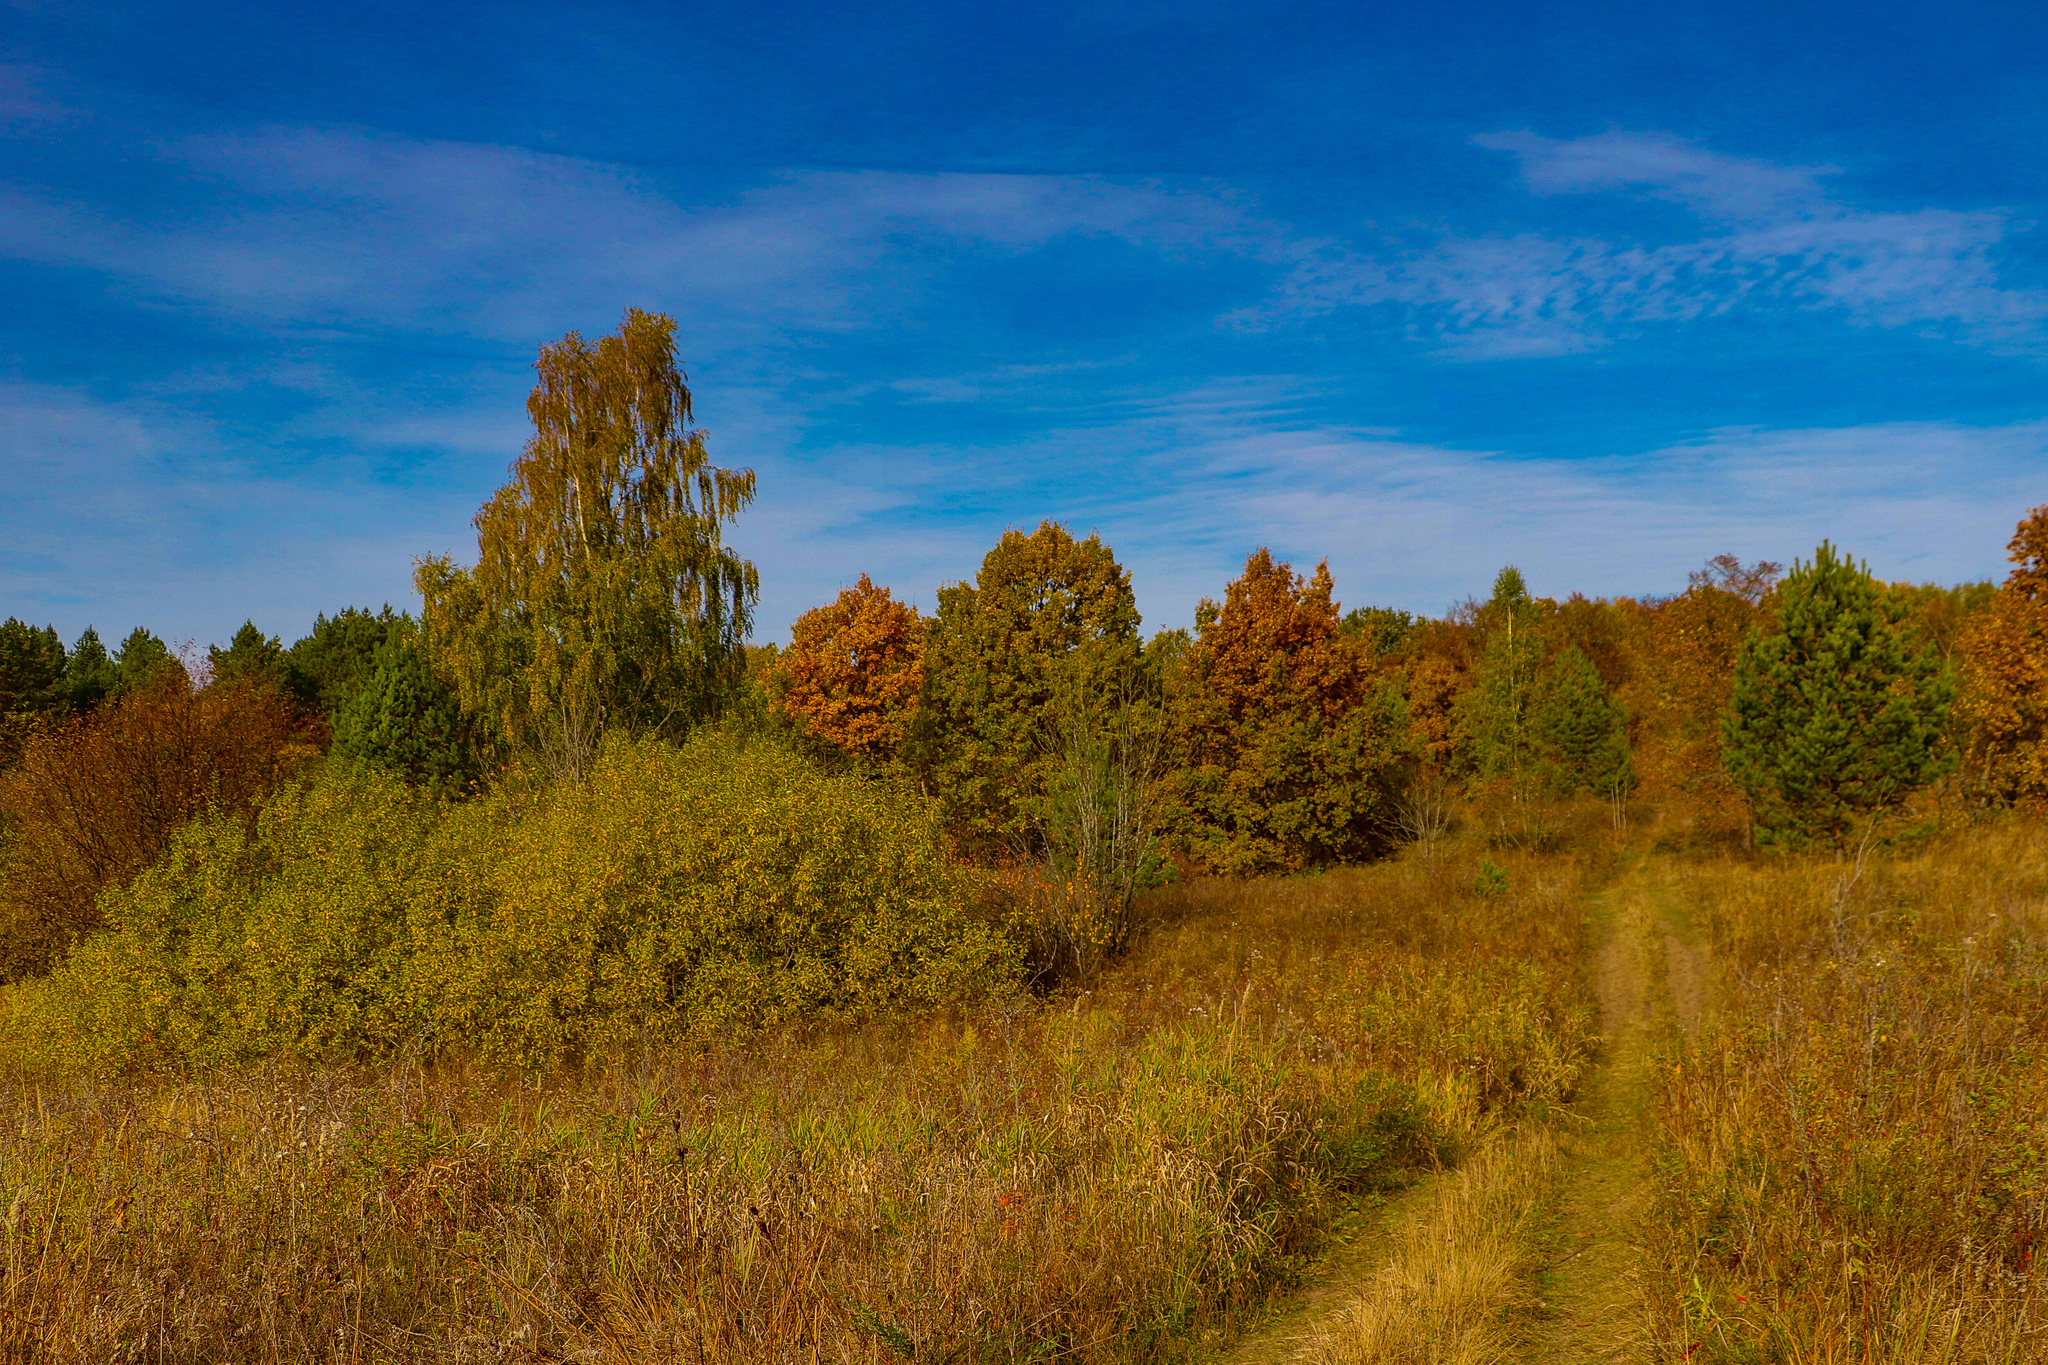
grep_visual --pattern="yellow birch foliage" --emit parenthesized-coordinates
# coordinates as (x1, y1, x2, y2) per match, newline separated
(417, 309, 757, 781)
(772, 574, 925, 760)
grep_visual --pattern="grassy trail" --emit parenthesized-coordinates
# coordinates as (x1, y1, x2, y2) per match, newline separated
(1196, 856, 1701, 1365)
(1520, 861, 1696, 1364)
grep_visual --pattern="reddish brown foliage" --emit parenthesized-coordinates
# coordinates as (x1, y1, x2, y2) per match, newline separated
(0, 672, 312, 979)
(772, 574, 925, 760)
(1614, 562, 1778, 832)
(1958, 506, 2048, 808)
(1194, 551, 1367, 726)
(1169, 550, 1400, 873)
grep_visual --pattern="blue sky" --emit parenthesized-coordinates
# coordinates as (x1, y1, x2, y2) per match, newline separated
(3, 0, 2045, 648)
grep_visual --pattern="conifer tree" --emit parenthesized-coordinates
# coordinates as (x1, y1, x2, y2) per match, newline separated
(114, 628, 181, 694)
(0, 619, 67, 718)
(207, 621, 288, 689)
(286, 607, 406, 716)
(1722, 541, 1954, 849)
(1459, 566, 1546, 780)
(1532, 644, 1633, 803)
(62, 628, 120, 713)
(332, 633, 478, 798)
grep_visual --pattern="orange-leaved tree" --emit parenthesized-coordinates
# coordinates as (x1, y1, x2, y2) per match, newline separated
(1619, 555, 1779, 833)
(1957, 505, 2048, 808)
(772, 575, 925, 761)
(1166, 549, 1404, 874)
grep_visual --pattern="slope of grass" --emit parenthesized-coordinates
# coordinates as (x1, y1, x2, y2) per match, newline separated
(1, 851, 1594, 1364)
(1648, 820, 2048, 1364)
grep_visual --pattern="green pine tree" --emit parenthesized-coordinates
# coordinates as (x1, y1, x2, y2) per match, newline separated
(62, 627, 121, 712)
(208, 621, 287, 689)
(0, 618, 67, 717)
(113, 628, 181, 693)
(332, 634, 479, 798)
(1532, 645, 1634, 801)
(285, 606, 407, 716)
(1722, 541, 1954, 849)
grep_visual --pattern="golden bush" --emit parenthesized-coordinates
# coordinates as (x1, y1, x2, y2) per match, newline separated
(4, 732, 1016, 1073)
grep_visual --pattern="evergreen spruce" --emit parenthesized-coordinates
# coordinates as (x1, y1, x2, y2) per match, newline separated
(114, 628, 180, 693)
(1532, 644, 1634, 801)
(285, 606, 406, 715)
(207, 621, 288, 689)
(1460, 566, 1544, 780)
(63, 627, 121, 712)
(1722, 541, 1954, 849)
(0, 618, 67, 717)
(332, 635, 478, 798)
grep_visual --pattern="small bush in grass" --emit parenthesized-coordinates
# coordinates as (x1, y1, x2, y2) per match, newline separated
(3, 731, 1017, 1072)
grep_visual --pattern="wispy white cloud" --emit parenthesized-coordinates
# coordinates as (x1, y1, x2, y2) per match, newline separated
(1, 122, 2036, 365)
(0, 382, 449, 642)
(0, 128, 1269, 343)
(1248, 130, 2046, 356)
(1474, 129, 1836, 226)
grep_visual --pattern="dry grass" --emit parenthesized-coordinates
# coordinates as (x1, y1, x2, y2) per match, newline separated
(1301, 1124, 1558, 1365)
(0, 849, 1594, 1364)
(1647, 819, 2048, 1364)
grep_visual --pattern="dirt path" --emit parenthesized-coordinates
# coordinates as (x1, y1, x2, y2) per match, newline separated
(1521, 865, 1689, 1364)
(1191, 858, 1702, 1365)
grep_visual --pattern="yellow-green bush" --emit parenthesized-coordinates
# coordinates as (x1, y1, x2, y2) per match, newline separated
(2, 733, 1017, 1072)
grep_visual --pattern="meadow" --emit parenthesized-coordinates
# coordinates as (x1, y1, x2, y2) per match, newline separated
(1647, 821, 2048, 1365)
(0, 844, 1593, 1363)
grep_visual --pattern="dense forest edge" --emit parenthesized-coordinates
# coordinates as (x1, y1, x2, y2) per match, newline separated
(1, 309, 2044, 1362)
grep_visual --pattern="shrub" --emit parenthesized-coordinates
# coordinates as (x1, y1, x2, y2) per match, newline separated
(0, 672, 307, 981)
(4, 732, 1018, 1072)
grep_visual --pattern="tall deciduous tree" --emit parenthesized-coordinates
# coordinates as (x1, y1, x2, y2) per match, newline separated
(772, 574, 925, 761)
(1168, 549, 1403, 874)
(1458, 566, 1546, 781)
(1723, 542, 1954, 849)
(1957, 505, 2048, 809)
(417, 309, 758, 782)
(908, 521, 1140, 854)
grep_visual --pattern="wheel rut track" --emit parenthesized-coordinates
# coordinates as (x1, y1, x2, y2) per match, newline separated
(1189, 859, 1702, 1365)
